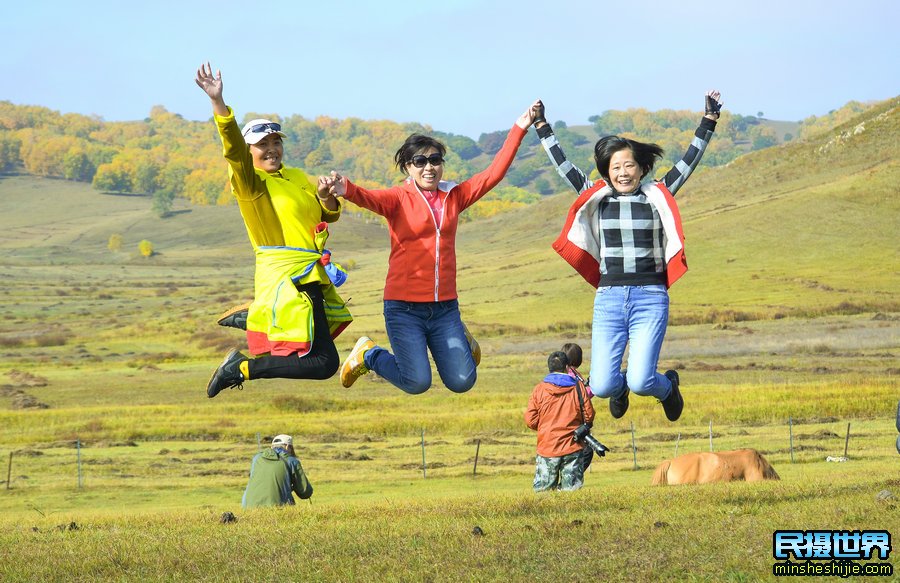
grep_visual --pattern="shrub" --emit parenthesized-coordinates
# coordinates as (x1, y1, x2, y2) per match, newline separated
(139, 240, 154, 257)
(34, 334, 67, 347)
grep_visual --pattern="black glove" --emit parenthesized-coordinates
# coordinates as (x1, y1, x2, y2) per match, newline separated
(534, 100, 546, 124)
(705, 94, 722, 117)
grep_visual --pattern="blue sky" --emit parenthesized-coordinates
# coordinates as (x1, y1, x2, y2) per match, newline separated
(2, 0, 898, 138)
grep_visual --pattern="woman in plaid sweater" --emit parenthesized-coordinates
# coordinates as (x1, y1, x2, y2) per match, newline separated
(535, 91, 722, 421)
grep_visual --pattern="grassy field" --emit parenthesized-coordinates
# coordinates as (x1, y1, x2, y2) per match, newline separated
(0, 102, 898, 581)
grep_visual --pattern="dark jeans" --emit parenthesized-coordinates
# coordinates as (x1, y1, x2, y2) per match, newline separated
(248, 283, 339, 380)
(365, 299, 477, 395)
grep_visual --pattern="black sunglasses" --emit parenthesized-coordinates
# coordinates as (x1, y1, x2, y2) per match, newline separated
(246, 122, 282, 134)
(409, 153, 444, 168)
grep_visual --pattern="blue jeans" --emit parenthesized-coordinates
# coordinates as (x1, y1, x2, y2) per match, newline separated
(364, 299, 476, 395)
(589, 285, 673, 401)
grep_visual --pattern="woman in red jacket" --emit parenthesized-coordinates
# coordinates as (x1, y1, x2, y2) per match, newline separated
(325, 102, 540, 394)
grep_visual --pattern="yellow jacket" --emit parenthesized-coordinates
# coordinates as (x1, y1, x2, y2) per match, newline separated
(214, 109, 352, 355)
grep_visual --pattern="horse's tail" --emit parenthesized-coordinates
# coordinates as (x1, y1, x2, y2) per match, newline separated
(651, 460, 671, 486)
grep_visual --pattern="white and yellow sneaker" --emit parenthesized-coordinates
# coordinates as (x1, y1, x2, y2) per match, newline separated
(462, 322, 481, 367)
(340, 336, 376, 388)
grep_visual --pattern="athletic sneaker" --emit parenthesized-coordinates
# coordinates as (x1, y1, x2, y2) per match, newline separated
(609, 387, 630, 419)
(661, 370, 684, 421)
(217, 302, 251, 331)
(207, 348, 246, 398)
(340, 336, 376, 388)
(462, 322, 481, 367)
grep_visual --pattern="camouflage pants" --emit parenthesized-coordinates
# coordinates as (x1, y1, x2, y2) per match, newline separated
(533, 451, 585, 492)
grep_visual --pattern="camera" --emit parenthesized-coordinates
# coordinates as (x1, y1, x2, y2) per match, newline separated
(573, 424, 609, 457)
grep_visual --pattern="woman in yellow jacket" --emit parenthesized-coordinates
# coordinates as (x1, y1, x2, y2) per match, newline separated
(196, 63, 352, 398)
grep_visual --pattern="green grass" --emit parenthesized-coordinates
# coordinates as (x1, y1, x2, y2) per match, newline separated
(1, 463, 897, 582)
(0, 101, 898, 581)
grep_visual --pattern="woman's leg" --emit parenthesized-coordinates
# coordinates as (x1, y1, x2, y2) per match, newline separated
(623, 285, 671, 400)
(248, 284, 340, 380)
(427, 300, 477, 393)
(588, 286, 629, 398)
(365, 300, 433, 394)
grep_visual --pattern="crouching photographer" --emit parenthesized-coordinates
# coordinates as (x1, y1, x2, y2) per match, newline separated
(525, 351, 608, 492)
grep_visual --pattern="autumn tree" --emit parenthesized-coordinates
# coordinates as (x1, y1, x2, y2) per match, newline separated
(436, 133, 481, 160)
(108, 233, 123, 252)
(282, 116, 324, 161)
(533, 177, 553, 195)
(505, 156, 542, 187)
(152, 188, 175, 218)
(477, 130, 506, 155)
(0, 132, 20, 171)
(749, 125, 777, 150)
(93, 160, 133, 193)
(304, 142, 333, 169)
(133, 157, 161, 194)
(183, 165, 227, 205)
(62, 147, 96, 181)
(138, 240, 154, 257)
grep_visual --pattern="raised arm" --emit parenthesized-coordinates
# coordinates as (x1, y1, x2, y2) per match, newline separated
(195, 62, 229, 118)
(534, 100, 594, 195)
(195, 62, 282, 247)
(659, 90, 722, 196)
(194, 62, 256, 188)
(453, 101, 538, 209)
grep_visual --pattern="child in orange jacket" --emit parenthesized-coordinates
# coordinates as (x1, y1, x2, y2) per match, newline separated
(525, 351, 595, 491)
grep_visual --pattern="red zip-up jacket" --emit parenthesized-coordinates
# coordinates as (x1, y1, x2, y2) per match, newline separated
(343, 124, 527, 302)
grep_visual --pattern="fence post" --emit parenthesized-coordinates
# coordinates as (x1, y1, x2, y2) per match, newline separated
(77, 438, 83, 489)
(674, 433, 681, 458)
(473, 439, 481, 476)
(256, 432, 261, 451)
(709, 421, 714, 452)
(630, 421, 637, 470)
(789, 416, 795, 463)
(843, 422, 851, 458)
(421, 428, 426, 479)
(6, 452, 11, 490)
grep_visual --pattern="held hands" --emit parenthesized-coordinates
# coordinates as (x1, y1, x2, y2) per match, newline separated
(704, 90, 723, 120)
(316, 171, 347, 199)
(515, 99, 543, 130)
(533, 99, 546, 126)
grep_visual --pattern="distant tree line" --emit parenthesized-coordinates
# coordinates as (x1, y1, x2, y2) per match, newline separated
(0, 100, 875, 218)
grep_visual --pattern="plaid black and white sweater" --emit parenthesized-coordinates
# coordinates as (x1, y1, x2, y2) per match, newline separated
(538, 117, 716, 286)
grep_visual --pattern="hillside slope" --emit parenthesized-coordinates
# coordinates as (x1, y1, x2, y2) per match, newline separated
(451, 98, 899, 329)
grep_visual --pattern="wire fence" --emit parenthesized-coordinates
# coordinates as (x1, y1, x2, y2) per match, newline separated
(2, 415, 894, 492)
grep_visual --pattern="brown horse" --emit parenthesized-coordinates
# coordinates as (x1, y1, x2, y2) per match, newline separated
(651, 449, 780, 485)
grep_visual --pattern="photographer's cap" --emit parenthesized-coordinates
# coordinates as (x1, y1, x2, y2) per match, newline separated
(241, 118, 287, 145)
(272, 434, 293, 448)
